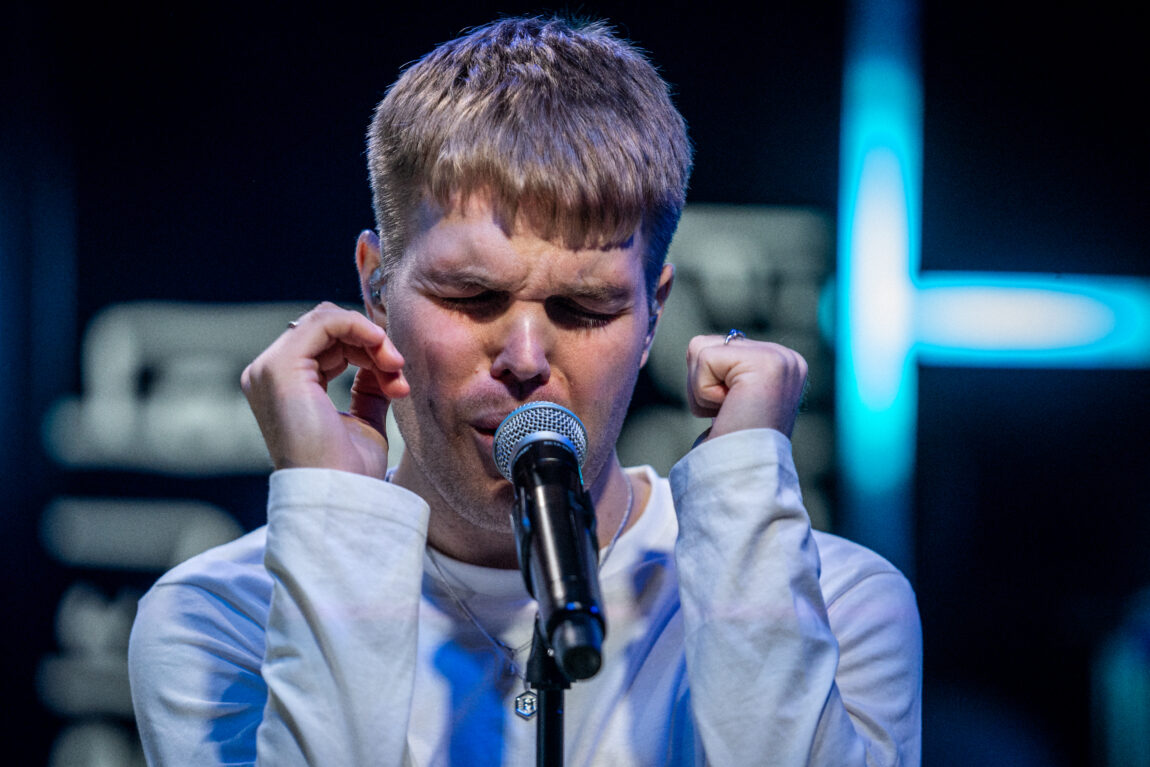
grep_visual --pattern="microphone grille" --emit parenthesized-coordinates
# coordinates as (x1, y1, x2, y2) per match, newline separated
(493, 402, 588, 480)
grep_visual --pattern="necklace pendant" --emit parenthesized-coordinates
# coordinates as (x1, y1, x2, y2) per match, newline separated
(514, 690, 538, 720)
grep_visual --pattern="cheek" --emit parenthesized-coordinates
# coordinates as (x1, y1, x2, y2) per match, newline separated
(562, 334, 644, 416)
(389, 316, 483, 448)
(429, 320, 486, 372)
(394, 309, 484, 392)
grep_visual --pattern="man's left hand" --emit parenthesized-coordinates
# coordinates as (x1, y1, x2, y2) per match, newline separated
(686, 333, 808, 441)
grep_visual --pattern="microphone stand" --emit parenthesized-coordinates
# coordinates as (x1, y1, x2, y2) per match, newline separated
(495, 403, 606, 767)
(513, 468, 602, 767)
(526, 620, 570, 767)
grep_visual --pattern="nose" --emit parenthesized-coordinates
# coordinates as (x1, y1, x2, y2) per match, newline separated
(490, 307, 551, 395)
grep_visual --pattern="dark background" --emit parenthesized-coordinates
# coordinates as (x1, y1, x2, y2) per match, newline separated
(3, 2, 1146, 764)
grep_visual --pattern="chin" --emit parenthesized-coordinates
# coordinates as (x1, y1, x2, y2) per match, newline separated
(442, 469, 517, 531)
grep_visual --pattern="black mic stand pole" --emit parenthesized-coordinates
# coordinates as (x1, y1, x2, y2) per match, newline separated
(526, 620, 569, 767)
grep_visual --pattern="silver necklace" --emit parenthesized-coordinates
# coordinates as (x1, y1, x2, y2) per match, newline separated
(599, 472, 635, 570)
(426, 473, 635, 720)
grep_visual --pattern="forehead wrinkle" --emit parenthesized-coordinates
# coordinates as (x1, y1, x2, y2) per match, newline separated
(515, 244, 642, 304)
(409, 196, 646, 302)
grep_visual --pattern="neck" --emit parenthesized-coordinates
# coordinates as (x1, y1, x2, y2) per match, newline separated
(397, 452, 642, 569)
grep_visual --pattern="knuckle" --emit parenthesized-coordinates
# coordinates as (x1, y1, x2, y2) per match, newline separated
(239, 366, 262, 402)
(689, 341, 714, 365)
(686, 334, 710, 357)
(299, 302, 336, 325)
(241, 357, 271, 390)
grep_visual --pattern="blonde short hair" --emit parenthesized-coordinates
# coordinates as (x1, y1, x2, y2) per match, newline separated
(367, 16, 693, 294)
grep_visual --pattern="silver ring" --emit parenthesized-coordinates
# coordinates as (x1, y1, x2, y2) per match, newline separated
(287, 321, 299, 329)
(723, 328, 746, 345)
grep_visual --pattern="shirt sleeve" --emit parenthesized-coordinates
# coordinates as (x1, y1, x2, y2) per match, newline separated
(128, 468, 429, 767)
(669, 429, 922, 767)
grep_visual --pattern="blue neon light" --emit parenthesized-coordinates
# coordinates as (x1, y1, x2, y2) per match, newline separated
(836, 0, 921, 576)
(917, 274, 1150, 367)
(836, 0, 1150, 577)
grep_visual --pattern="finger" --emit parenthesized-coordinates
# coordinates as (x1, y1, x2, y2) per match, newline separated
(283, 307, 406, 397)
(685, 335, 731, 418)
(348, 368, 394, 437)
(317, 356, 350, 391)
(686, 372, 720, 418)
(316, 343, 372, 383)
(684, 333, 810, 440)
(692, 350, 734, 409)
(332, 338, 409, 400)
(279, 303, 395, 365)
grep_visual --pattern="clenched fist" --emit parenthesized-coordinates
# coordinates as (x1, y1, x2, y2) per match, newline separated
(686, 332, 808, 442)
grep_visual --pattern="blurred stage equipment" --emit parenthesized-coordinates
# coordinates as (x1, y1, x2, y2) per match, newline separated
(36, 301, 390, 766)
(1094, 590, 1150, 766)
(618, 204, 836, 530)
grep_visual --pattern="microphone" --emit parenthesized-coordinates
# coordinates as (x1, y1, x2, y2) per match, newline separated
(493, 401, 605, 681)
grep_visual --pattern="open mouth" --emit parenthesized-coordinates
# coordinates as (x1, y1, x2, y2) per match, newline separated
(469, 424, 499, 459)
(466, 421, 509, 479)
(469, 410, 510, 439)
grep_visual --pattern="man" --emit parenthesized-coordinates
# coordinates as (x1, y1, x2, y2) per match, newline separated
(129, 16, 921, 766)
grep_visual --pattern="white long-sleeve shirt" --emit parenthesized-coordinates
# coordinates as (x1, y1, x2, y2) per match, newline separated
(129, 429, 922, 765)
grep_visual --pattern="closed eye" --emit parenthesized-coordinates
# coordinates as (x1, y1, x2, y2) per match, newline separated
(545, 297, 620, 330)
(437, 291, 623, 329)
(438, 291, 508, 320)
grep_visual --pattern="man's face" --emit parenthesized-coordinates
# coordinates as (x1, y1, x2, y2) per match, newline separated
(381, 195, 668, 535)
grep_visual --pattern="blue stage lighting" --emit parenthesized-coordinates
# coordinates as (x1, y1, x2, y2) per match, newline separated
(836, 0, 1150, 577)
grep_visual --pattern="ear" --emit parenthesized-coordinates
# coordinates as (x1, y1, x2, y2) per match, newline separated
(355, 230, 386, 324)
(640, 263, 674, 368)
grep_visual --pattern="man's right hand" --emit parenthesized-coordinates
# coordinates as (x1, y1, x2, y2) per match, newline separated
(241, 302, 409, 478)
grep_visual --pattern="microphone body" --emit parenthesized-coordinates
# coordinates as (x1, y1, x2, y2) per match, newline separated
(494, 402, 605, 681)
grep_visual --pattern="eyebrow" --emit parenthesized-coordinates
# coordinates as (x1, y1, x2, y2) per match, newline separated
(421, 265, 634, 306)
(562, 283, 634, 305)
(420, 265, 512, 292)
